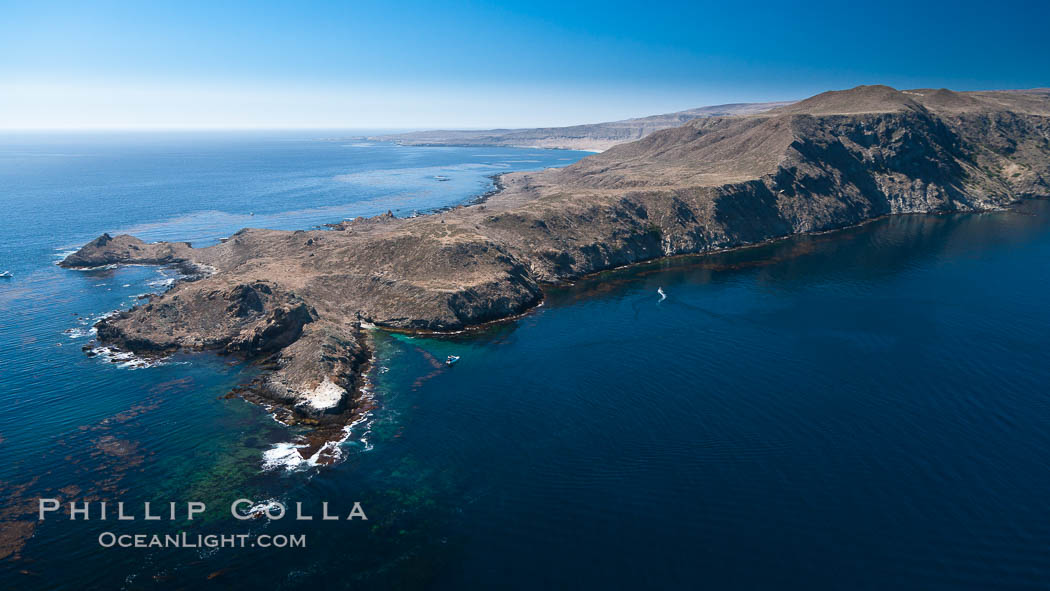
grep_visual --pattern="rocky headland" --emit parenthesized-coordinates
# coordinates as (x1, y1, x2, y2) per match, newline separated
(61, 85, 1050, 439)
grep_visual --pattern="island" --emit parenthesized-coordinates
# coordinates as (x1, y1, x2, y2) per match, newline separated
(61, 85, 1050, 454)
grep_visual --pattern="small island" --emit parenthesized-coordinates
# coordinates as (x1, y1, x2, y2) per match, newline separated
(61, 85, 1050, 450)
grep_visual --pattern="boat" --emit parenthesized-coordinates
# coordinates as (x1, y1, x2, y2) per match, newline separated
(445, 355, 460, 366)
(0, 271, 11, 278)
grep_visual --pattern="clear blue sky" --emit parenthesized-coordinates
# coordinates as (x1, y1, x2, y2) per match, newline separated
(2, 0, 1047, 129)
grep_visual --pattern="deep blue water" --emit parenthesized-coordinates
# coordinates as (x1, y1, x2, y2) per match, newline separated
(2, 133, 1050, 589)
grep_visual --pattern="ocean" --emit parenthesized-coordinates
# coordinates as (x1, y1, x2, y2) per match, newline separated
(2, 132, 1050, 589)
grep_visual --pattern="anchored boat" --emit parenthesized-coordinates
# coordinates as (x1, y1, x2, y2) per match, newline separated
(446, 355, 460, 366)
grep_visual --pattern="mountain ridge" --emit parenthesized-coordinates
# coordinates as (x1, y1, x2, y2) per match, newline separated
(367, 101, 795, 151)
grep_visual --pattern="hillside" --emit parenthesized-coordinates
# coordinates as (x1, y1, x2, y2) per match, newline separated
(368, 101, 793, 151)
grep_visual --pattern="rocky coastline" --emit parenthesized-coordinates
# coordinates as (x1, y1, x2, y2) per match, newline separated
(60, 85, 1050, 443)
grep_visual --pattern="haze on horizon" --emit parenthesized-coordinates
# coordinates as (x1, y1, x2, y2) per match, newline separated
(2, 0, 1048, 131)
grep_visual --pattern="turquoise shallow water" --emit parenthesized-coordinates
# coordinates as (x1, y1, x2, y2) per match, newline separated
(0, 133, 589, 588)
(3, 133, 1050, 589)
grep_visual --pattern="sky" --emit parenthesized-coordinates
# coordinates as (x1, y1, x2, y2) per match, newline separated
(1, 0, 1048, 130)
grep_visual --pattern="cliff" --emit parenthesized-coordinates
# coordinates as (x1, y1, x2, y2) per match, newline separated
(61, 85, 1050, 429)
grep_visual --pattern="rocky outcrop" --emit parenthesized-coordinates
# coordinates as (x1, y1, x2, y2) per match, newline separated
(60, 233, 203, 273)
(252, 321, 371, 417)
(62, 85, 1050, 429)
(96, 281, 313, 353)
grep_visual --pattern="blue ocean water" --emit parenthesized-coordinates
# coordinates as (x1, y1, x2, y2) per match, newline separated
(2, 133, 1050, 589)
